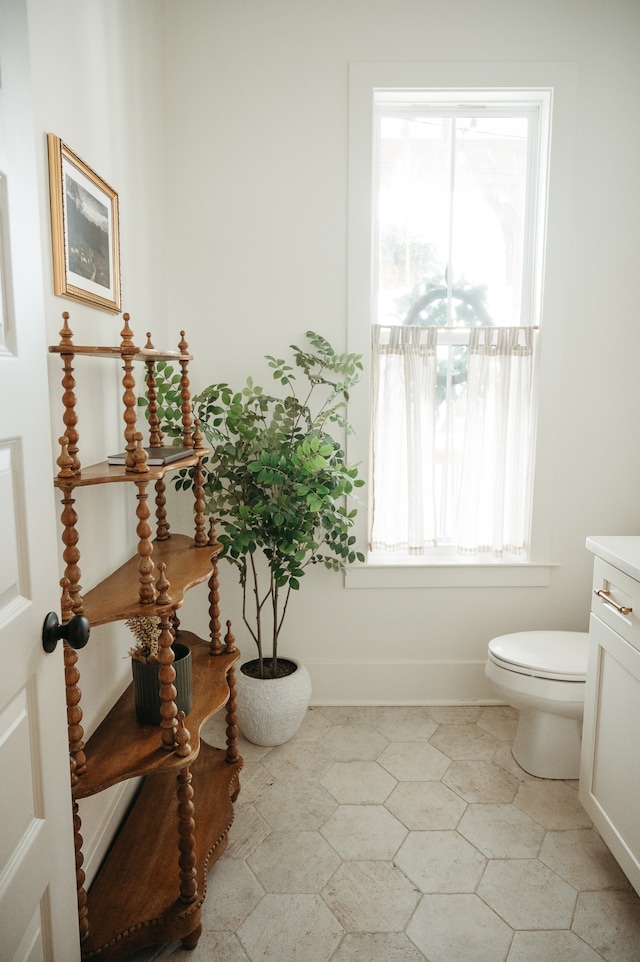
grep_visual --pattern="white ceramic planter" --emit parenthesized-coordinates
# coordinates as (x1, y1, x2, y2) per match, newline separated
(236, 657, 312, 746)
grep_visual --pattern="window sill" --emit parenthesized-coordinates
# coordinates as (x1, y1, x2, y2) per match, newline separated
(344, 556, 557, 589)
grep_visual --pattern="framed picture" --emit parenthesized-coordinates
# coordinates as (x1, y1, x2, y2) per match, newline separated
(47, 133, 121, 313)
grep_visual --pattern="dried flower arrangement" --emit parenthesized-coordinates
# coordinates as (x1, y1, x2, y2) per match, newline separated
(126, 616, 162, 664)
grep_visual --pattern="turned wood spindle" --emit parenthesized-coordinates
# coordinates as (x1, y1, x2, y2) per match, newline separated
(178, 331, 194, 449)
(155, 561, 173, 608)
(61, 575, 86, 779)
(135, 479, 156, 605)
(176, 766, 198, 903)
(58, 486, 83, 616)
(208, 551, 222, 655)
(144, 332, 165, 449)
(73, 799, 89, 943)
(225, 664, 240, 768)
(192, 440, 207, 547)
(174, 711, 192, 759)
(155, 477, 171, 541)
(157, 607, 178, 750)
(120, 314, 145, 473)
(57, 312, 81, 474)
(65, 640, 86, 777)
(224, 619, 237, 654)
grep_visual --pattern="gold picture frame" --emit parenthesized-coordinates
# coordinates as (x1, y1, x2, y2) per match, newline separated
(47, 133, 121, 313)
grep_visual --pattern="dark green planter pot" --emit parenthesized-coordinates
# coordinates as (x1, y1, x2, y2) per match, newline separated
(131, 641, 192, 725)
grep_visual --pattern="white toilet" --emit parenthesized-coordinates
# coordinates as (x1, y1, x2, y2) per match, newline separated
(485, 630, 589, 779)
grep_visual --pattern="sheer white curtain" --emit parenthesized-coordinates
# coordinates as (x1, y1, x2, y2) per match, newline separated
(456, 326, 535, 556)
(370, 325, 438, 553)
(370, 325, 536, 557)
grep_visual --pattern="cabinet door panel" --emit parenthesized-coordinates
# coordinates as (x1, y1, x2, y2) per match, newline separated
(580, 613, 640, 892)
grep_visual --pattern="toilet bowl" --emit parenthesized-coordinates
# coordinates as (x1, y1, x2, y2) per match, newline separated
(485, 630, 589, 779)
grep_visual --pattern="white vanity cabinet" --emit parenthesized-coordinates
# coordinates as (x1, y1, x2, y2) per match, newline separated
(580, 536, 640, 895)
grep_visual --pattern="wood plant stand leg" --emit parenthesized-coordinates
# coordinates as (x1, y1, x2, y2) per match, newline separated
(157, 605, 179, 751)
(176, 766, 198, 905)
(135, 479, 155, 605)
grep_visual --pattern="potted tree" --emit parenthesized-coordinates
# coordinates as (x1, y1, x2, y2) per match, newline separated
(146, 331, 364, 744)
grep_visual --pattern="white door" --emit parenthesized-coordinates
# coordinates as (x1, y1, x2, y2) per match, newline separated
(0, 1, 80, 960)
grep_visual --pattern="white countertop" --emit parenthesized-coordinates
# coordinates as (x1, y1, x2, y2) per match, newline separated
(586, 536, 640, 582)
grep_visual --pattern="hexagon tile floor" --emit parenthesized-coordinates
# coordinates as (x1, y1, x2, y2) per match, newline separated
(127, 705, 640, 962)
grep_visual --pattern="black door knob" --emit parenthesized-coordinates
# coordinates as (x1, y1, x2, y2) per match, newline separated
(42, 612, 91, 653)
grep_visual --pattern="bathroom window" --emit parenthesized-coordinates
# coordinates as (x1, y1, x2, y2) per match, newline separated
(346, 63, 571, 581)
(369, 91, 549, 559)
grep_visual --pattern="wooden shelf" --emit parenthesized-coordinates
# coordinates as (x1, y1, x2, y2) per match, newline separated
(81, 535, 218, 625)
(74, 637, 238, 798)
(54, 453, 208, 487)
(51, 315, 241, 958)
(80, 739, 242, 961)
(49, 344, 193, 362)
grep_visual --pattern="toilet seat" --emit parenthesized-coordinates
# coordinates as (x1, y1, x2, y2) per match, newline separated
(487, 631, 588, 683)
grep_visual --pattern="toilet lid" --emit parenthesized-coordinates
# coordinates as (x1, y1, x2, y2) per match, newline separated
(487, 631, 589, 681)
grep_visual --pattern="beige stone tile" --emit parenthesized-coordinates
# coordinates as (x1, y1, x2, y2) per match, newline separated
(491, 742, 539, 781)
(330, 932, 426, 962)
(237, 894, 343, 962)
(253, 778, 338, 831)
(442, 759, 521, 803)
(321, 861, 420, 931)
(539, 829, 631, 891)
(320, 804, 407, 860)
(187, 932, 251, 962)
(202, 859, 264, 931)
(233, 761, 274, 805)
(223, 802, 271, 860)
(127, 932, 252, 961)
(407, 893, 513, 962)
(372, 706, 438, 742)
(395, 830, 486, 893)
(572, 890, 640, 962)
(317, 705, 383, 726)
(458, 803, 545, 859)
(429, 723, 499, 760)
(294, 706, 333, 741)
(507, 930, 606, 962)
(261, 738, 334, 780)
(320, 761, 397, 804)
(427, 706, 483, 725)
(477, 705, 519, 741)
(200, 709, 227, 743)
(514, 780, 593, 831)
(378, 740, 450, 781)
(478, 859, 577, 929)
(385, 780, 467, 830)
(130, 706, 640, 960)
(320, 723, 389, 761)
(247, 830, 340, 893)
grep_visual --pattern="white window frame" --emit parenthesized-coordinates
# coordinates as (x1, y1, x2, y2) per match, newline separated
(346, 61, 578, 589)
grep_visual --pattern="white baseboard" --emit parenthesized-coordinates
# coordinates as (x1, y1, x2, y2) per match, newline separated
(306, 659, 501, 706)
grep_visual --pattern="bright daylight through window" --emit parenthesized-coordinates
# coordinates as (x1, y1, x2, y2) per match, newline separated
(370, 90, 550, 561)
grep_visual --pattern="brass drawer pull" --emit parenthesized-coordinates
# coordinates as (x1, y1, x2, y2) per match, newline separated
(594, 588, 633, 616)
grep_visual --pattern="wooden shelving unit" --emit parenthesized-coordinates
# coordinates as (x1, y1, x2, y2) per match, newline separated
(49, 313, 242, 960)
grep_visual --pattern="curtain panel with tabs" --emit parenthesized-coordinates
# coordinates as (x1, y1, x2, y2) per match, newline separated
(370, 325, 536, 558)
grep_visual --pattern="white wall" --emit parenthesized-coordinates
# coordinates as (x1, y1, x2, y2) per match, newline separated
(26, 0, 170, 880)
(160, 0, 640, 703)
